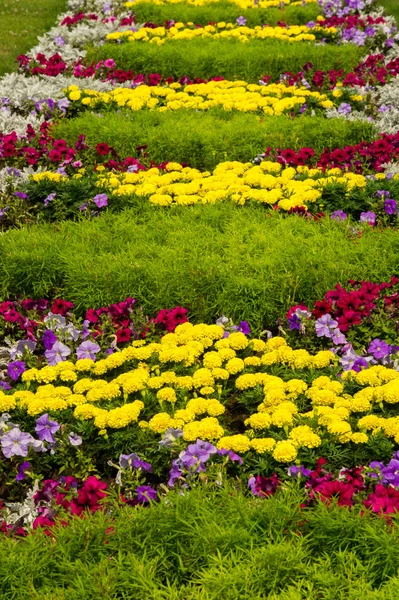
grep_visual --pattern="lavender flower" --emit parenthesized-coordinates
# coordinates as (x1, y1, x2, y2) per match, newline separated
(68, 433, 83, 446)
(368, 338, 391, 359)
(315, 314, 338, 338)
(54, 36, 65, 46)
(331, 210, 347, 221)
(236, 16, 247, 25)
(44, 340, 71, 365)
(93, 194, 108, 208)
(44, 193, 56, 207)
(1, 428, 34, 458)
(35, 414, 60, 443)
(360, 211, 376, 226)
(76, 340, 101, 360)
(159, 427, 183, 449)
(338, 103, 352, 115)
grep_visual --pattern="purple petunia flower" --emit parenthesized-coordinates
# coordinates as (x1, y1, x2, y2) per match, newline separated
(218, 448, 243, 464)
(44, 340, 71, 366)
(1, 428, 34, 458)
(76, 340, 101, 360)
(42, 330, 57, 351)
(0, 382, 11, 391)
(35, 414, 60, 443)
(238, 321, 251, 335)
(287, 465, 312, 478)
(14, 191, 28, 200)
(54, 36, 65, 46)
(68, 432, 83, 446)
(136, 485, 157, 503)
(384, 199, 397, 215)
(338, 103, 352, 115)
(236, 15, 247, 25)
(315, 314, 338, 338)
(159, 428, 183, 449)
(7, 361, 25, 381)
(331, 210, 347, 221)
(44, 193, 56, 207)
(368, 338, 391, 360)
(360, 211, 376, 226)
(93, 194, 108, 208)
(288, 314, 301, 331)
(16, 461, 31, 481)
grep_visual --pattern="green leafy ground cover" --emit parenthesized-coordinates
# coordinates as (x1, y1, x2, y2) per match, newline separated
(129, 1, 321, 26)
(0, 0, 66, 76)
(54, 112, 374, 170)
(1, 486, 399, 600)
(87, 38, 363, 82)
(1, 209, 398, 329)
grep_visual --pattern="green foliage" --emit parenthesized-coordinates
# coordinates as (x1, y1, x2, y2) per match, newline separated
(0, 0, 66, 76)
(53, 111, 375, 171)
(1, 486, 399, 599)
(87, 38, 364, 82)
(131, 1, 321, 26)
(0, 209, 398, 330)
(379, 0, 399, 22)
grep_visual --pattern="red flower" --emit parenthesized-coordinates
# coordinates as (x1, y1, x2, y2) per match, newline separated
(51, 299, 74, 315)
(116, 328, 132, 343)
(311, 480, 356, 507)
(96, 142, 110, 156)
(312, 300, 332, 319)
(364, 484, 399, 515)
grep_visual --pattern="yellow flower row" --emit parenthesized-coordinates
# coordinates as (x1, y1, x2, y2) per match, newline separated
(106, 23, 335, 44)
(124, 0, 317, 8)
(92, 160, 369, 210)
(65, 80, 338, 115)
(3, 322, 399, 464)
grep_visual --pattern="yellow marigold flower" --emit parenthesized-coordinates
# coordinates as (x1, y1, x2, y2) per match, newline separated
(244, 356, 261, 367)
(225, 357, 245, 374)
(211, 368, 230, 380)
(351, 432, 368, 444)
(183, 417, 224, 441)
(357, 415, 383, 430)
(265, 337, 287, 351)
(217, 434, 251, 453)
(200, 386, 215, 396)
(175, 376, 194, 390)
(227, 332, 248, 350)
(271, 409, 294, 427)
(148, 412, 173, 433)
(245, 413, 271, 429)
(139, 420, 149, 428)
(22, 368, 39, 382)
(236, 373, 260, 390)
(311, 350, 335, 368)
(193, 368, 215, 388)
(249, 338, 266, 352)
(0, 395, 16, 411)
(75, 359, 95, 372)
(289, 425, 321, 448)
(272, 440, 297, 463)
(58, 370, 78, 382)
(250, 438, 276, 453)
(203, 351, 222, 369)
(217, 348, 236, 361)
(157, 387, 177, 403)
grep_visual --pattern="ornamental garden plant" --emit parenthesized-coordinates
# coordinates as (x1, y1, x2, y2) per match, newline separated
(3, 0, 399, 596)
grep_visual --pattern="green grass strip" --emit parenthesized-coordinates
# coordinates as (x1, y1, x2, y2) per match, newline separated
(1, 208, 398, 330)
(87, 38, 364, 82)
(379, 0, 399, 23)
(0, 485, 398, 599)
(131, 1, 321, 26)
(0, 0, 67, 76)
(53, 111, 375, 171)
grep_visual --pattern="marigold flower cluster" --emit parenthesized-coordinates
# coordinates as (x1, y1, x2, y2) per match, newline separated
(3, 321, 399, 464)
(91, 160, 369, 210)
(65, 80, 338, 115)
(106, 23, 335, 45)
